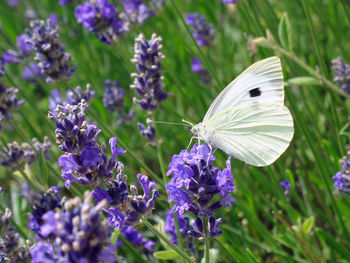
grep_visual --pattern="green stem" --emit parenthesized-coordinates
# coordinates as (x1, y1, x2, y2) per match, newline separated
(204, 215, 210, 263)
(276, 46, 348, 98)
(173, 212, 185, 263)
(169, 0, 223, 89)
(142, 219, 195, 263)
(300, 0, 328, 78)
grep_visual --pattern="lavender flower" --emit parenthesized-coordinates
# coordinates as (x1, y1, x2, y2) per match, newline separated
(137, 121, 155, 142)
(49, 84, 95, 111)
(26, 19, 76, 83)
(186, 13, 215, 47)
(31, 192, 116, 263)
(333, 153, 350, 194)
(280, 180, 291, 196)
(332, 57, 350, 94)
(164, 210, 190, 245)
(59, 0, 81, 5)
(28, 186, 63, 234)
(130, 33, 167, 112)
(74, 0, 127, 44)
(93, 164, 159, 227)
(21, 62, 45, 83)
(0, 208, 31, 262)
(191, 57, 211, 84)
(0, 137, 51, 168)
(221, 0, 237, 3)
(49, 100, 126, 188)
(0, 82, 24, 131)
(1, 29, 32, 63)
(166, 144, 235, 239)
(120, 0, 154, 24)
(117, 226, 155, 254)
(103, 79, 134, 124)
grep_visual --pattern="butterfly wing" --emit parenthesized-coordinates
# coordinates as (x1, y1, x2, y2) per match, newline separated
(204, 102, 294, 166)
(203, 57, 284, 123)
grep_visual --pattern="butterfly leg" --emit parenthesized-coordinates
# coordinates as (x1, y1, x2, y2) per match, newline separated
(206, 144, 216, 165)
(186, 136, 194, 151)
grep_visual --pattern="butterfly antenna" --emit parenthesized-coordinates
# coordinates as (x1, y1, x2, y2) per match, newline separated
(149, 120, 192, 127)
(182, 119, 194, 127)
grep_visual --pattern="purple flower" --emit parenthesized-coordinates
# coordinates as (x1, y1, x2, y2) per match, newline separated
(75, 0, 127, 44)
(93, 165, 159, 228)
(26, 19, 76, 83)
(31, 241, 57, 263)
(137, 121, 156, 142)
(130, 33, 167, 112)
(37, 192, 116, 263)
(191, 57, 211, 84)
(103, 79, 134, 124)
(166, 143, 235, 238)
(0, 80, 24, 131)
(103, 80, 125, 111)
(49, 100, 126, 188)
(21, 62, 45, 83)
(0, 137, 51, 168)
(59, 0, 80, 5)
(332, 57, 350, 94)
(333, 154, 350, 195)
(221, 0, 237, 3)
(29, 186, 62, 235)
(280, 180, 292, 196)
(0, 208, 31, 262)
(118, 226, 155, 254)
(164, 210, 190, 245)
(16, 34, 31, 57)
(166, 183, 191, 216)
(49, 84, 95, 111)
(186, 13, 215, 47)
(1, 50, 22, 64)
(120, 0, 154, 24)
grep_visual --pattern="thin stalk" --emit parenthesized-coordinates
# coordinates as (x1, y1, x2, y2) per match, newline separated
(169, 0, 223, 89)
(173, 212, 185, 263)
(276, 46, 348, 97)
(142, 219, 195, 263)
(300, 0, 328, 78)
(203, 215, 210, 263)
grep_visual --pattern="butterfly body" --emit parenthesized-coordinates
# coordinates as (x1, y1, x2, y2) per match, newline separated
(191, 57, 294, 167)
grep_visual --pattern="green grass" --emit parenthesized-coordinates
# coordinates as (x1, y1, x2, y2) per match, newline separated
(1, 0, 350, 262)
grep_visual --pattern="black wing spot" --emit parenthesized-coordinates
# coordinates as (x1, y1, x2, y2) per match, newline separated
(249, 87, 261, 97)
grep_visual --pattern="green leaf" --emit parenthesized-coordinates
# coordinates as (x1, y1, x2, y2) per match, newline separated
(278, 13, 293, 51)
(110, 228, 121, 245)
(302, 216, 315, 236)
(287, 76, 319, 86)
(201, 248, 219, 263)
(39, 152, 48, 187)
(154, 250, 180, 260)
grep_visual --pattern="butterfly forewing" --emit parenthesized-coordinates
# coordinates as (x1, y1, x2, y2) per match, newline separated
(203, 57, 284, 123)
(204, 102, 294, 166)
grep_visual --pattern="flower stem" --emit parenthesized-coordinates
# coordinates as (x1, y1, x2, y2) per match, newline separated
(204, 215, 210, 263)
(142, 218, 195, 263)
(173, 213, 185, 263)
(276, 46, 348, 98)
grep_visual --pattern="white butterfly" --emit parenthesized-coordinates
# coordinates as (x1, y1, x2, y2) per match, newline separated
(191, 56, 294, 166)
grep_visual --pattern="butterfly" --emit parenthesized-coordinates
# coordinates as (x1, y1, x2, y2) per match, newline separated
(190, 56, 294, 166)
